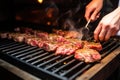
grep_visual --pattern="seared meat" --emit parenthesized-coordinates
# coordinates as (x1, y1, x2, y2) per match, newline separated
(64, 30, 81, 39)
(34, 30, 49, 40)
(67, 39, 84, 48)
(52, 29, 67, 36)
(25, 37, 41, 46)
(0, 27, 103, 63)
(48, 34, 67, 42)
(74, 48, 101, 63)
(41, 41, 62, 52)
(0, 32, 8, 39)
(83, 41, 102, 51)
(55, 43, 78, 55)
(13, 33, 29, 42)
(55, 39, 83, 55)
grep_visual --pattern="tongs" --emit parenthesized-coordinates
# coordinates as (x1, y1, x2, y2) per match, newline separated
(82, 19, 91, 40)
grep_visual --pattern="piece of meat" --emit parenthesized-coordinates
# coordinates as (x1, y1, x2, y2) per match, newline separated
(83, 41, 102, 51)
(7, 32, 15, 39)
(12, 33, 29, 42)
(34, 30, 49, 40)
(41, 41, 62, 52)
(55, 41, 82, 56)
(55, 39, 83, 55)
(0, 32, 8, 39)
(67, 39, 84, 48)
(52, 29, 67, 36)
(48, 34, 67, 42)
(64, 30, 81, 39)
(24, 35, 41, 46)
(74, 48, 101, 63)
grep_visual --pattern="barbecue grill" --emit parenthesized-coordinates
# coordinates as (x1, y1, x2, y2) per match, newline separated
(0, 37, 120, 80)
(0, 0, 120, 80)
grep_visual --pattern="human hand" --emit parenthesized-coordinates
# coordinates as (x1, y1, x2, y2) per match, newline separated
(94, 7, 120, 41)
(85, 0, 103, 21)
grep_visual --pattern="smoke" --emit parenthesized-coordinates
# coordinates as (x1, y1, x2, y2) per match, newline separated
(43, 0, 87, 39)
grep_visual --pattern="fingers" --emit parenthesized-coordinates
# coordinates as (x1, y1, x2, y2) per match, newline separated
(94, 24, 119, 41)
(94, 23, 102, 41)
(91, 10, 100, 21)
(85, 9, 100, 22)
(85, 7, 94, 21)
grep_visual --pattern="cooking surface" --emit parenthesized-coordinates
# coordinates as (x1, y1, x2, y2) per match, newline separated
(0, 38, 120, 80)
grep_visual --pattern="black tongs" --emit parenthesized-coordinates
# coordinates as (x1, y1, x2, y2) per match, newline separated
(82, 19, 91, 40)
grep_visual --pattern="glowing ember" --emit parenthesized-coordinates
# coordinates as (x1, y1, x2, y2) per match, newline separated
(63, 62, 67, 64)
(37, 0, 43, 4)
(47, 22, 51, 25)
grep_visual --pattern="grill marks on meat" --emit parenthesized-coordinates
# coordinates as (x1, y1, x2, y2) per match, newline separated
(55, 39, 83, 55)
(74, 41, 102, 63)
(0, 27, 103, 63)
(41, 41, 62, 52)
(83, 41, 102, 51)
(74, 49, 101, 63)
(55, 43, 80, 55)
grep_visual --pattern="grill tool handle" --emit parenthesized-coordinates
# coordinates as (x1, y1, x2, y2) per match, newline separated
(82, 19, 91, 40)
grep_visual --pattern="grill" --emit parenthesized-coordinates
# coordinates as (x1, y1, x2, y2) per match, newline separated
(0, 38, 120, 80)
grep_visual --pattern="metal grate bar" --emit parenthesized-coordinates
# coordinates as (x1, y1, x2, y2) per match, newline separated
(25, 52, 49, 63)
(0, 41, 16, 47)
(37, 56, 61, 67)
(52, 59, 76, 73)
(44, 55, 73, 70)
(101, 40, 116, 52)
(68, 64, 92, 80)
(6, 45, 31, 54)
(2, 44, 27, 52)
(20, 50, 44, 60)
(31, 53, 55, 65)
(60, 61, 84, 76)
(102, 44, 119, 57)
(16, 48, 42, 58)
(0, 42, 20, 50)
(11, 47, 37, 56)
(0, 38, 119, 80)
(0, 39, 15, 45)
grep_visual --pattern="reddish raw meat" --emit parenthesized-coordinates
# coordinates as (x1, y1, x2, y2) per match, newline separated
(41, 41, 62, 52)
(52, 29, 67, 36)
(74, 49, 101, 63)
(48, 34, 67, 42)
(55, 39, 83, 55)
(55, 43, 78, 55)
(83, 41, 102, 51)
(37, 40, 47, 48)
(55, 39, 83, 56)
(24, 35, 41, 46)
(34, 30, 49, 40)
(4, 28, 103, 63)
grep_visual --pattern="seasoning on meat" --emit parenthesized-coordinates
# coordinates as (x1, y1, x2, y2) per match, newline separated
(74, 48, 101, 63)
(83, 41, 102, 51)
(0, 27, 103, 63)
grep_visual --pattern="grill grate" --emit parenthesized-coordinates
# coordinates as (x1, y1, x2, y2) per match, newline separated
(0, 38, 120, 80)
